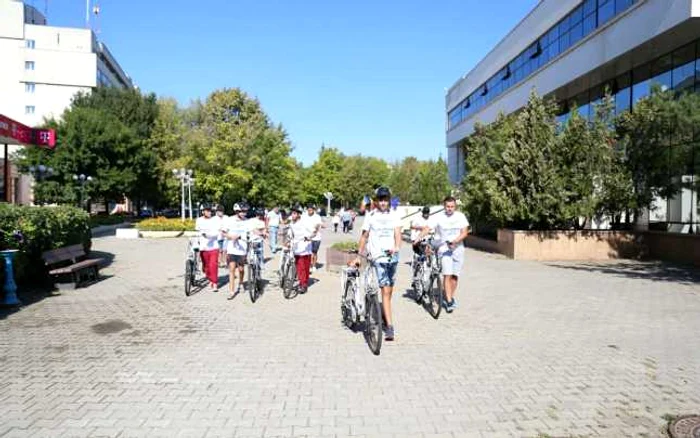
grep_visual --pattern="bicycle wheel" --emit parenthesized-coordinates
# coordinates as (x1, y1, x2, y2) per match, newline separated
(185, 259, 193, 297)
(247, 264, 258, 303)
(341, 278, 356, 328)
(427, 273, 443, 319)
(412, 263, 424, 303)
(277, 255, 286, 287)
(365, 293, 383, 355)
(283, 261, 297, 299)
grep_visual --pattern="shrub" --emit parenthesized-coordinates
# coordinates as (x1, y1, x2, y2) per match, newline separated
(0, 204, 91, 286)
(330, 241, 358, 252)
(137, 217, 195, 232)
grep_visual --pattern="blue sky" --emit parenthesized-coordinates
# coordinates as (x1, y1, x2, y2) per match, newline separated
(39, 0, 536, 165)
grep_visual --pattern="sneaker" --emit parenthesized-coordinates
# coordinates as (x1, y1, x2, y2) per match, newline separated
(384, 325, 395, 341)
(227, 291, 235, 300)
(445, 299, 456, 313)
(310, 266, 316, 274)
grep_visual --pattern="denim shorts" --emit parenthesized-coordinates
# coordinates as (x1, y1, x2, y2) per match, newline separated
(375, 261, 398, 288)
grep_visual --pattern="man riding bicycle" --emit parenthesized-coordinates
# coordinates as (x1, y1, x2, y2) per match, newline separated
(353, 186, 402, 341)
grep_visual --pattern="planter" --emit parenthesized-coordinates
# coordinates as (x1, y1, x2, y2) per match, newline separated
(325, 247, 358, 274)
(491, 229, 644, 261)
(139, 230, 184, 238)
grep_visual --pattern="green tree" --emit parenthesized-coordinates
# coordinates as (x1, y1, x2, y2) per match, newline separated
(191, 88, 298, 208)
(303, 146, 345, 205)
(616, 86, 700, 221)
(18, 87, 159, 210)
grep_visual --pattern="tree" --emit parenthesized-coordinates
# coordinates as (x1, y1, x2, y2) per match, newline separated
(412, 158, 451, 206)
(616, 86, 700, 222)
(190, 88, 298, 208)
(303, 146, 345, 205)
(17, 87, 159, 210)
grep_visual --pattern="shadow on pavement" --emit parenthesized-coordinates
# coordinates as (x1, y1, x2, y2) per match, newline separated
(546, 261, 700, 285)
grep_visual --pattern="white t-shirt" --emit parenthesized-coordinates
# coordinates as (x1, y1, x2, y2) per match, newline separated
(410, 216, 430, 241)
(266, 210, 280, 227)
(290, 220, 312, 255)
(302, 213, 323, 242)
(224, 216, 249, 255)
(247, 218, 266, 244)
(430, 211, 469, 246)
(195, 216, 220, 251)
(361, 209, 401, 260)
(215, 215, 227, 240)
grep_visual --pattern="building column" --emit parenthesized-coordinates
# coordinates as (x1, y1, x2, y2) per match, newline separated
(3, 143, 11, 203)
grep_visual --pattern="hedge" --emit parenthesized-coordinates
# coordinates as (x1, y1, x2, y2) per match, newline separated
(0, 204, 91, 286)
(137, 217, 195, 232)
(330, 241, 359, 252)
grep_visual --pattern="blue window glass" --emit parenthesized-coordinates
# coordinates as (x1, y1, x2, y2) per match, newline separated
(548, 25, 559, 43)
(559, 15, 571, 33)
(570, 5, 583, 25)
(583, 14, 597, 36)
(598, 0, 615, 26)
(633, 80, 650, 103)
(560, 31, 571, 53)
(583, 0, 597, 16)
(615, 0, 633, 13)
(615, 87, 631, 114)
(548, 42, 560, 60)
(696, 57, 700, 91)
(577, 103, 591, 121)
(570, 22, 583, 45)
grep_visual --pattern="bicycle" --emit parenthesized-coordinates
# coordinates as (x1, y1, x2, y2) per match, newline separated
(184, 237, 201, 297)
(412, 238, 444, 319)
(340, 251, 388, 356)
(277, 245, 298, 299)
(246, 234, 265, 303)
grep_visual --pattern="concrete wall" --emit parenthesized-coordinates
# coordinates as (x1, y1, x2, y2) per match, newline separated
(464, 228, 700, 267)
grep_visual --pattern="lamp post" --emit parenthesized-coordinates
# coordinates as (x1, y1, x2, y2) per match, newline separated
(28, 164, 54, 205)
(172, 168, 194, 220)
(72, 173, 93, 211)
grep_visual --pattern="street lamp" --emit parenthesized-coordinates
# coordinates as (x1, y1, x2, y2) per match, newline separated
(28, 164, 55, 205)
(28, 164, 54, 181)
(72, 173, 93, 211)
(172, 168, 194, 220)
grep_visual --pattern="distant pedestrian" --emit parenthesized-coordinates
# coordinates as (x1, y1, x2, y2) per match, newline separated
(332, 211, 340, 233)
(341, 209, 352, 233)
(266, 206, 281, 253)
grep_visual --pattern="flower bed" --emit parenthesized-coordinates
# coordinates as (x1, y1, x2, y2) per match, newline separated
(137, 217, 195, 232)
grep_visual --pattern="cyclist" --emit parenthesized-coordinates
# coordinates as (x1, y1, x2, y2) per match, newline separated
(223, 203, 249, 299)
(289, 204, 313, 293)
(410, 206, 432, 285)
(353, 186, 402, 341)
(248, 208, 268, 270)
(302, 204, 323, 273)
(195, 204, 220, 291)
(426, 196, 469, 313)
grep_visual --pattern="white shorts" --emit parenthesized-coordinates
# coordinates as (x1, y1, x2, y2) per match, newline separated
(439, 245, 464, 277)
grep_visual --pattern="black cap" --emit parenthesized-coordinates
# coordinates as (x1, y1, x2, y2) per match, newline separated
(201, 203, 212, 211)
(292, 204, 303, 213)
(422, 206, 431, 215)
(375, 187, 391, 199)
(216, 204, 225, 212)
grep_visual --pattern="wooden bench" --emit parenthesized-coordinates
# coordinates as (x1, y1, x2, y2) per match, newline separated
(42, 244, 104, 289)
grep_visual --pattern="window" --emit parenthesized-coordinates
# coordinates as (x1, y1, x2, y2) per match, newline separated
(570, 5, 584, 25)
(583, 0, 597, 16)
(598, 0, 615, 26)
(672, 43, 696, 90)
(650, 54, 673, 91)
(25, 61, 35, 70)
(25, 83, 35, 93)
(570, 22, 584, 46)
(583, 13, 597, 36)
(25, 39, 35, 49)
(615, 0, 633, 14)
(25, 106, 35, 115)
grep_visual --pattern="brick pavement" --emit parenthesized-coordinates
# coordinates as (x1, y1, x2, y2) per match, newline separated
(1, 220, 699, 437)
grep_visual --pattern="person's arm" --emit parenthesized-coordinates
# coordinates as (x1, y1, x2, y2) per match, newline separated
(393, 226, 402, 255)
(357, 230, 369, 257)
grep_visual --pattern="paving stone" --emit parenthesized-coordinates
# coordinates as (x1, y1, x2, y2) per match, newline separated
(0, 223, 698, 437)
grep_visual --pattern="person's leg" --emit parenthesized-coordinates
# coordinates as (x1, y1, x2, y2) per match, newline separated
(295, 255, 310, 290)
(269, 226, 278, 253)
(203, 250, 218, 288)
(378, 262, 398, 339)
(228, 257, 238, 297)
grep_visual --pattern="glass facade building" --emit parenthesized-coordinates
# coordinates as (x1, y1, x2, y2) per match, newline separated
(445, 0, 700, 230)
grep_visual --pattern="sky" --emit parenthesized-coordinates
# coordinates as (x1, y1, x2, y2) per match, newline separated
(36, 0, 537, 165)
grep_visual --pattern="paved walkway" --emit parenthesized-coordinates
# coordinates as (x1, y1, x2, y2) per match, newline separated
(1, 219, 699, 437)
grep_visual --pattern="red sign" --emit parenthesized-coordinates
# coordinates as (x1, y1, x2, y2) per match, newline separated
(0, 114, 56, 148)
